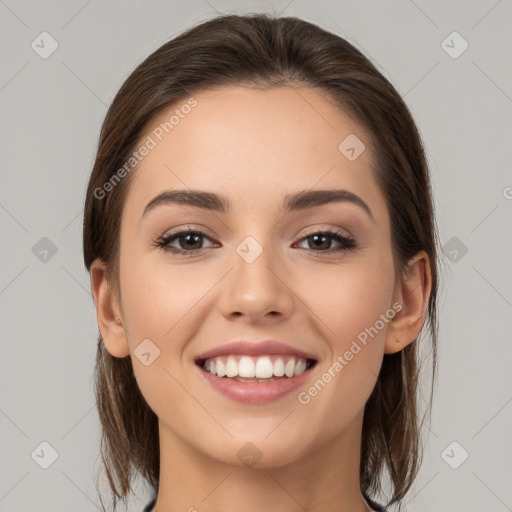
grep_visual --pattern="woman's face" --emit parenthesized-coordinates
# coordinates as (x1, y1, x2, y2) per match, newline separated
(115, 85, 398, 467)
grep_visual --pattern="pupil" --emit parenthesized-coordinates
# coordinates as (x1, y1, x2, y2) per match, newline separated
(311, 234, 329, 249)
(183, 233, 201, 249)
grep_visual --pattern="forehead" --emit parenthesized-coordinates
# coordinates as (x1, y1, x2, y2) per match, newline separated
(124, 85, 386, 221)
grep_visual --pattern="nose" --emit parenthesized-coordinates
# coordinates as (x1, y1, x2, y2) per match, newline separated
(218, 238, 294, 324)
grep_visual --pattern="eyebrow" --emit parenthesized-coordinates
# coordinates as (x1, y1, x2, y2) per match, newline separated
(140, 188, 375, 223)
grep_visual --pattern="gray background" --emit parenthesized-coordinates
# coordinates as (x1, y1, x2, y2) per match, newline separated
(1, 0, 511, 511)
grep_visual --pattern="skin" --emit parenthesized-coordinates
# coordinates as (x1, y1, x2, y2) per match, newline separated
(91, 85, 431, 512)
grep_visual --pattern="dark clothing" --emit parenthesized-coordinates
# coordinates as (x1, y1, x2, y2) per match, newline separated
(142, 498, 156, 512)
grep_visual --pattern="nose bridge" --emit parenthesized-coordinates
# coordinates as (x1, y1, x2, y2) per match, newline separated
(219, 233, 293, 319)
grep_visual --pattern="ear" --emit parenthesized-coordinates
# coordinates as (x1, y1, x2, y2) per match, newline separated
(384, 250, 432, 354)
(90, 258, 130, 358)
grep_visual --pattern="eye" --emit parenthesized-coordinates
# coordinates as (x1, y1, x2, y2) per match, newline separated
(154, 227, 359, 257)
(155, 228, 217, 256)
(294, 229, 358, 254)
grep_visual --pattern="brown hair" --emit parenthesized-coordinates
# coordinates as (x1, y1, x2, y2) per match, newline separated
(83, 13, 440, 511)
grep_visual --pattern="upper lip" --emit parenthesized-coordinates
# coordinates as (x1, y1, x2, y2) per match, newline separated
(195, 340, 318, 362)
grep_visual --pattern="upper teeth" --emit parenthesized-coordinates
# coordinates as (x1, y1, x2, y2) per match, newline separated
(203, 355, 309, 378)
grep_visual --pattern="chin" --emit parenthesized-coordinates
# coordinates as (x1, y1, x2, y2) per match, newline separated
(208, 433, 311, 470)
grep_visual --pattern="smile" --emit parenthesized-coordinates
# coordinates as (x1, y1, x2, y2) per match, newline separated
(195, 355, 318, 403)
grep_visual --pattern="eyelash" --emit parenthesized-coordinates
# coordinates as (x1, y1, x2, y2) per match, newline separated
(154, 227, 359, 257)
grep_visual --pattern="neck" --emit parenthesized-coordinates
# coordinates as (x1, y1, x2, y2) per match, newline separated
(152, 409, 372, 512)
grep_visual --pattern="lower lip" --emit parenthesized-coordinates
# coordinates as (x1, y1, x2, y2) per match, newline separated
(196, 363, 316, 404)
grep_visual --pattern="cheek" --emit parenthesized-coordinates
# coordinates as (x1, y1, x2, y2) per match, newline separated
(304, 257, 395, 347)
(297, 254, 394, 405)
(118, 250, 221, 399)
(118, 253, 203, 413)
(119, 248, 206, 342)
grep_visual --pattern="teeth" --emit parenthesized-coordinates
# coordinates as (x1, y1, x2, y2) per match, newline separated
(216, 359, 226, 377)
(285, 358, 295, 377)
(225, 357, 238, 377)
(294, 359, 307, 376)
(202, 355, 311, 379)
(239, 356, 256, 378)
(233, 376, 279, 383)
(255, 357, 273, 378)
(273, 358, 285, 376)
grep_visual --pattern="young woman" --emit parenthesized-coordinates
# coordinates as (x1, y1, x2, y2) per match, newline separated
(83, 13, 439, 512)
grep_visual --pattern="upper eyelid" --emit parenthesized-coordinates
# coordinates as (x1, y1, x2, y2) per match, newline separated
(160, 222, 353, 238)
(300, 225, 353, 238)
(160, 224, 216, 238)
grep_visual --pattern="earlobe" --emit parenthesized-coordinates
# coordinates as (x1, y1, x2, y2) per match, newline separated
(90, 259, 130, 358)
(384, 250, 432, 355)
